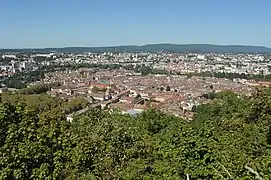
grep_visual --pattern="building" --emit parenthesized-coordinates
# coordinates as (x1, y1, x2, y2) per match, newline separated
(2, 54, 16, 59)
(34, 53, 54, 58)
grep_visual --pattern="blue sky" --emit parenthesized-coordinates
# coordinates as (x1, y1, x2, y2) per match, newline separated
(1, 0, 271, 48)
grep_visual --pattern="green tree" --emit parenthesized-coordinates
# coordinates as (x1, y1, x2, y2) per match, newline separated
(19, 82, 60, 95)
(91, 86, 99, 93)
(1, 90, 271, 179)
(191, 105, 197, 112)
(140, 64, 152, 76)
(0, 102, 72, 179)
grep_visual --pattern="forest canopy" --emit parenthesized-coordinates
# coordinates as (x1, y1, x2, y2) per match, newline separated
(0, 88, 271, 179)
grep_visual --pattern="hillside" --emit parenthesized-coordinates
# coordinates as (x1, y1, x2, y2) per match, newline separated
(2, 44, 271, 53)
(1, 88, 271, 179)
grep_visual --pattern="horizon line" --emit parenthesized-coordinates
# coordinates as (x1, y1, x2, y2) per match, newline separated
(0, 43, 270, 50)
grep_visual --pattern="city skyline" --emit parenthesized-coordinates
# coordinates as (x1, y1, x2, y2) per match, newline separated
(1, 0, 271, 48)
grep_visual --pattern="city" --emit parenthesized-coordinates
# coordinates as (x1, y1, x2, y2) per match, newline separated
(1, 0, 271, 178)
(1, 49, 270, 179)
(0, 50, 270, 120)
(1, 51, 271, 76)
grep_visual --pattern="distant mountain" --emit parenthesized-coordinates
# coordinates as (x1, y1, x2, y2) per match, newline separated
(1, 44, 271, 53)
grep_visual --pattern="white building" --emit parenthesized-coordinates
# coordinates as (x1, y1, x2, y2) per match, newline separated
(2, 55, 16, 59)
(19, 61, 33, 70)
(197, 55, 205, 60)
(0, 65, 13, 71)
(34, 53, 54, 58)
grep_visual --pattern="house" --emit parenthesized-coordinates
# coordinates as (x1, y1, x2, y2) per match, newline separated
(73, 87, 88, 95)
(58, 87, 73, 95)
(50, 87, 62, 93)
(88, 83, 112, 90)
(119, 96, 133, 104)
(154, 95, 167, 102)
(139, 91, 150, 99)
(35, 53, 53, 58)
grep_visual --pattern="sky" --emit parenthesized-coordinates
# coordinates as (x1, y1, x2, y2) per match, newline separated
(1, 0, 271, 48)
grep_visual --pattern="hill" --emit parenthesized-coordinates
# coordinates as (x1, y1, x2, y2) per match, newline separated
(2, 44, 271, 53)
(1, 89, 271, 179)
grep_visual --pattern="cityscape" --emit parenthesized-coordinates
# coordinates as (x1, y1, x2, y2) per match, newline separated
(0, 49, 270, 120)
(2, 0, 271, 179)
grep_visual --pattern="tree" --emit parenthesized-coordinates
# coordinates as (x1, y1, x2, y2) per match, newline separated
(210, 84, 213, 89)
(1, 91, 271, 179)
(140, 64, 152, 76)
(0, 102, 72, 179)
(18, 82, 61, 95)
(208, 91, 216, 100)
(4, 78, 27, 89)
(91, 86, 99, 93)
(166, 86, 171, 91)
(191, 105, 197, 112)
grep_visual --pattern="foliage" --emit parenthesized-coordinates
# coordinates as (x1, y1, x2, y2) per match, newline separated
(134, 64, 169, 75)
(18, 82, 61, 95)
(202, 91, 216, 100)
(41, 63, 122, 72)
(3, 77, 27, 89)
(91, 86, 99, 93)
(91, 86, 106, 94)
(0, 102, 72, 179)
(1, 93, 89, 115)
(1, 90, 271, 179)
(4, 70, 45, 88)
(185, 71, 271, 81)
(139, 64, 152, 76)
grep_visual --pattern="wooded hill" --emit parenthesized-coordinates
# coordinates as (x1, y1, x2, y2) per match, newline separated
(2, 44, 271, 53)
(0, 88, 271, 179)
